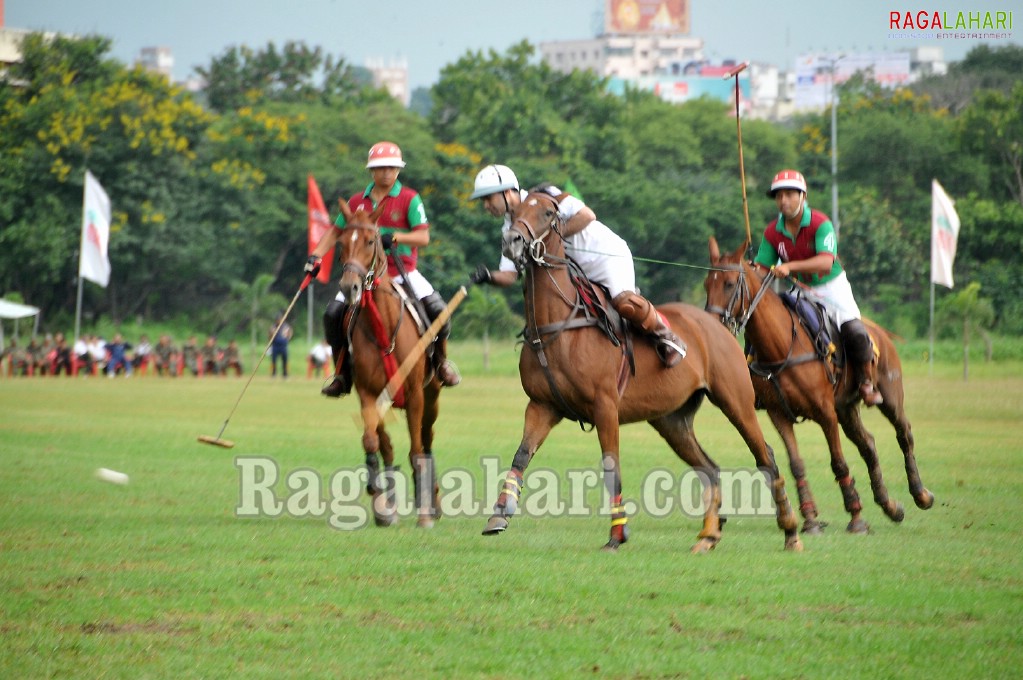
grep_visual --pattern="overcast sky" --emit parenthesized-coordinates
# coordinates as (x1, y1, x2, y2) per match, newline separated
(7, 0, 1020, 89)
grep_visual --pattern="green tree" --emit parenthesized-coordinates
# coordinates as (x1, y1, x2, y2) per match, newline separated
(958, 82, 1023, 207)
(0, 33, 215, 324)
(195, 41, 374, 112)
(936, 281, 995, 380)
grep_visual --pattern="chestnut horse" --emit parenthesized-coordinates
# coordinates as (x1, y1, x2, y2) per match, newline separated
(336, 200, 442, 528)
(482, 193, 802, 552)
(704, 237, 934, 533)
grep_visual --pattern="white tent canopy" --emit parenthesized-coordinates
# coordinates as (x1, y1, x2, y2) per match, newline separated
(0, 299, 41, 319)
(0, 299, 42, 352)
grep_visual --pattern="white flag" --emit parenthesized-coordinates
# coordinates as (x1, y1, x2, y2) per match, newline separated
(80, 170, 111, 287)
(931, 179, 960, 289)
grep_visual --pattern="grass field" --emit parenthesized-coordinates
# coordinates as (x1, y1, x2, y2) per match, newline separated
(2, 340, 1022, 678)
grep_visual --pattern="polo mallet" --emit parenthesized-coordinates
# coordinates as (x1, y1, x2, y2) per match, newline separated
(198, 273, 313, 448)
(723, 61, 753, 246)
(373, 286, 467, 420)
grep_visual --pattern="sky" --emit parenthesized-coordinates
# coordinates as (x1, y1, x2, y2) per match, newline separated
(6, 0, 1021, 89)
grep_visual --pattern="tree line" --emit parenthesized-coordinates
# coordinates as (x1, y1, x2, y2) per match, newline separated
(1, 35, 1021, 339)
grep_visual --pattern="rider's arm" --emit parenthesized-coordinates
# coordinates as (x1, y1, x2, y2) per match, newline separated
(488, 270, 520, 287)
(561, 205, 596, 237)
(773, 253, 834, 279)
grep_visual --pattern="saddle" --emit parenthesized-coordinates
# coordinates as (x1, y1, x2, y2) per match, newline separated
(778, 289, 840, 368)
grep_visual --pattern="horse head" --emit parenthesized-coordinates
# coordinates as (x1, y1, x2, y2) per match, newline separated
(337, 199, 388, 307)
(502, 192, 565, 272)
(704, 237, 758, 336)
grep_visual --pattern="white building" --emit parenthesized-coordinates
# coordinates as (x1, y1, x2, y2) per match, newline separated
(366, 58, 409, 108)
(540, 33, 704, 81)
(136, 46, 174, 81)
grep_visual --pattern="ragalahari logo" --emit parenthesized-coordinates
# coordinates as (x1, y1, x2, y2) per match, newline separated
(889, 9, 1013, 39)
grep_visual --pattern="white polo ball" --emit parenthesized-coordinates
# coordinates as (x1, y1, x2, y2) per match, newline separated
(95, 468, 130, 485)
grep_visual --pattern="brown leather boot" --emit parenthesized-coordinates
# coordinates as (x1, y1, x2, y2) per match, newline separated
(321, 351, 352, 398)
(841, 319, 883, 407)
(611, 291, 686, 367)
(858, 362, 883, 407)
(422, 292, 460, 387)
(433, 338, 461, 387)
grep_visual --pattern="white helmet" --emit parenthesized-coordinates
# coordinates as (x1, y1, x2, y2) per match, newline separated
(366, 141, 406, 169)
(767, 169, 807, 197)
(471, 164, 519, 199)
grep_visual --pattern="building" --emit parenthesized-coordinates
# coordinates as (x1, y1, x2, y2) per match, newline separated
(365, 58, 409, 108)
(136, 46, 174, 81)
(538, 1, 949, 120)
(541, 33, 704, 81)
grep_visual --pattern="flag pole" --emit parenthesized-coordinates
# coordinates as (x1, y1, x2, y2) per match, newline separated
(928, 280, 935, 375)
(74, 276, 84, 346)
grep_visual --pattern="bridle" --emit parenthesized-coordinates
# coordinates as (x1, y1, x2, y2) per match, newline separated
(339, 224, 387, 303)
(705, 260, 777, 337)
(506, 193, 562, 270)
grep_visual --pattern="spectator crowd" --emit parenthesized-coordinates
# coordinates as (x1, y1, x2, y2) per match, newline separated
(1, 332, 333, 380)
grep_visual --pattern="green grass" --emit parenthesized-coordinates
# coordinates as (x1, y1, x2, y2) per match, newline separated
(2, 341, 1022, 678)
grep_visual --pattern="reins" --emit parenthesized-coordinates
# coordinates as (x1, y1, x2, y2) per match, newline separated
(706, 260, 825, 423)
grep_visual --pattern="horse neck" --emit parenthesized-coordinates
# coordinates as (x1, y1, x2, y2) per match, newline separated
(740, 262, 804, 359)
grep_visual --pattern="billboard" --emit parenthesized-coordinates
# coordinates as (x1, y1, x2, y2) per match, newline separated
(793, 52, 911, 111)
(608, 73, 751, 111)
(606, 0, 690, 34)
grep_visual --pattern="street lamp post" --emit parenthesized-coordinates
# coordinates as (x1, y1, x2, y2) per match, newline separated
(831, 81, 839, 237)
(827, 54, 844, 238)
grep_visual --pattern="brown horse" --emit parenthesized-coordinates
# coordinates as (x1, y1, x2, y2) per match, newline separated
(703, 237, 934, 533)
(481, 193, 802, 552)
(336, 200, 442, 528)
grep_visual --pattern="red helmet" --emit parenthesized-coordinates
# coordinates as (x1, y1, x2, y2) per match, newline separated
(767, 169, 806, 197)
(366, 141, 406, 169)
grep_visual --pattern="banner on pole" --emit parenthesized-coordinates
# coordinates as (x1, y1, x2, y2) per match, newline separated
(79, 170, 111, 288)
(307, 174, 334, 284)
(931, 179, 960, 289)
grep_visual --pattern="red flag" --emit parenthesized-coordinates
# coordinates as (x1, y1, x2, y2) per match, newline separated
(307, 174, 334, 284)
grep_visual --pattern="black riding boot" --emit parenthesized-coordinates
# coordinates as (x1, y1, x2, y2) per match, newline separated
(841, 319, 882, 406)
(421, 292, 460, 387)
(321, 299, 352, 398)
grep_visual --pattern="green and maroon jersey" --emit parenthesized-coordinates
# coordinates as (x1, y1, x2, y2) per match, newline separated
(754, 206, 843, 285)
(335, 180, 428, 277)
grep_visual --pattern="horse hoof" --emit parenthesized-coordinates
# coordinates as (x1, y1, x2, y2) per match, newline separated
(374, 513, 398, 528)
(690, 537, 717, 554)
(417, 517, 435, 529)
(482, 515, 508, 535)
(601, 539, 622, 552)
(801, 520, 825, 535)
(785, 535, 804, 552)
(915, 490, 935, 510)
(887, 502, 906, 523)
(846, 518, 870, 534)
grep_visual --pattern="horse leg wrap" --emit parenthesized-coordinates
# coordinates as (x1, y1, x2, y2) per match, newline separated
(609, 493, 630, 545)
(412, 453, 436, 517)
(837, 474, 863, 514)
(365, 452, 381, 495)
(495, 469, 523, 517)
(796, 477, 818, 518)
